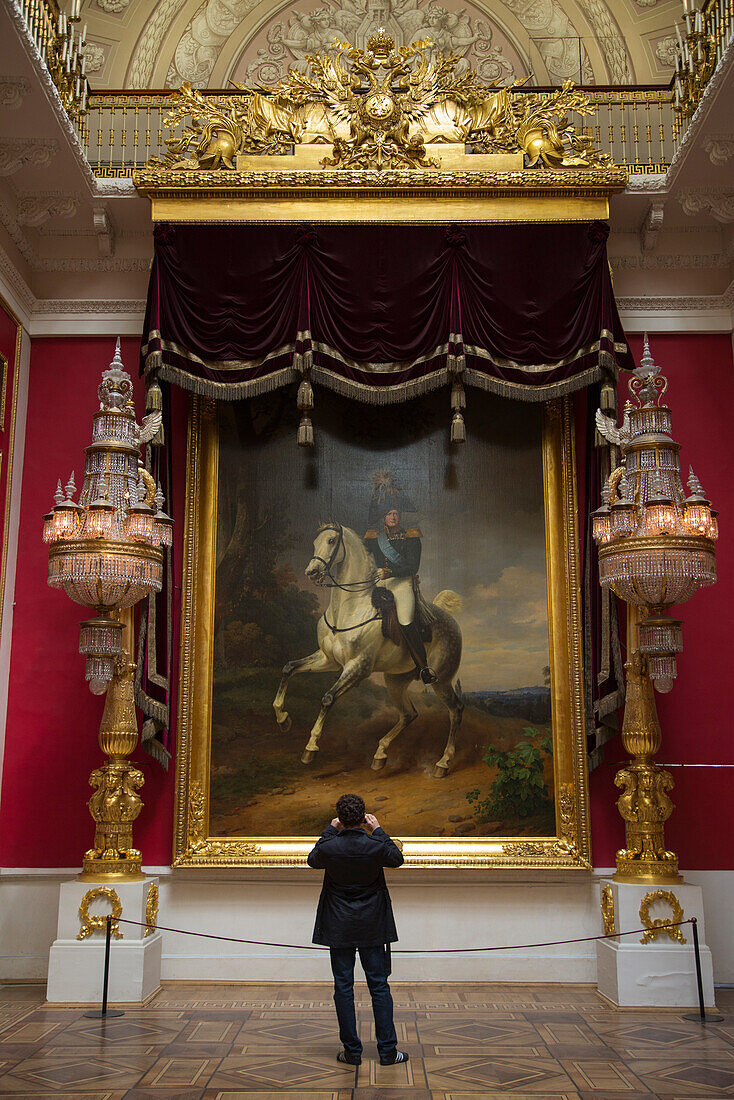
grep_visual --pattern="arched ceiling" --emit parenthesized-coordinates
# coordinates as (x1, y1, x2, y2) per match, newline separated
(81, 0, 683, 89)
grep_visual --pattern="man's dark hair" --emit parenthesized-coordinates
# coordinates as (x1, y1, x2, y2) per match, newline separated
(336, 793, 366, 828)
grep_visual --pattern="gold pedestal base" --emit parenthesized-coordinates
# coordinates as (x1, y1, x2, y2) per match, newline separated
(79, 849, 145, 882)
(613, 860, 682, 886)
(81, 659, 147, 885)
(613, 649, 680, 887)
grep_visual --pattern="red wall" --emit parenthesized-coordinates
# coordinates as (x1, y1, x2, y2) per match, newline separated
(1, 332, 732, 869)
(0, 337, 184, 867)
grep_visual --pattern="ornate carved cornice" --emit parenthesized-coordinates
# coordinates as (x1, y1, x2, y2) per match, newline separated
(134, 163, 628, 224)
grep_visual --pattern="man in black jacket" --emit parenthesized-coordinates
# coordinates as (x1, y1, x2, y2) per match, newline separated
(307, 792, 408, 1067)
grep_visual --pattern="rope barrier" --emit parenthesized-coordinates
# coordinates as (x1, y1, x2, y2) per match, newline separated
(115, 915, 694, 953)
(85, 916, 720, 1026)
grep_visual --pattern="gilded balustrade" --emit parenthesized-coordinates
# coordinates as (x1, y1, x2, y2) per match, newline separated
(14, 0, 733, 177)
(86, 86, 678, 177)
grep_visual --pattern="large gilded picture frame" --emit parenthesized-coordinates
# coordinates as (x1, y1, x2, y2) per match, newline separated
(174, 393, 590, 869)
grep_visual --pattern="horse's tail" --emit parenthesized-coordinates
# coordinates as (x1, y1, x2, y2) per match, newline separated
(432, 589, 463, 614)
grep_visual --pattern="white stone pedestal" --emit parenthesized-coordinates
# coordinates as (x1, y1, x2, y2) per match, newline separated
(596, 879, 715, 1007)
(46, 877, 162, 1004)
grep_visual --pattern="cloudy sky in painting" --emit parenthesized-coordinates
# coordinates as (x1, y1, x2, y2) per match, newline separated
(220, 388, 550, 692)
(457, 567, 549, 691)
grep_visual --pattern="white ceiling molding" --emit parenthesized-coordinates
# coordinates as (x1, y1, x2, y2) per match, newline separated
(93, 205, 115, 256)
(0, 240, 146, 334)
(617, 278, 734, 332)
(611, 252, 730, 269)
(640, 201, 665, 253)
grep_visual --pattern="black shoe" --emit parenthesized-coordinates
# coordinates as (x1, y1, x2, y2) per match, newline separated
(337, 1050, 361, 1066)
(380, 1050, 410, 1065)
(419, 666, 437, 685)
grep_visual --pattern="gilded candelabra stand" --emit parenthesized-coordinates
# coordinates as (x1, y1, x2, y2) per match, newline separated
(673, 0, 716, 120)
(43, 341, 172, 880)
(593, 338, 717, 883)
(22, 0, 90, 122)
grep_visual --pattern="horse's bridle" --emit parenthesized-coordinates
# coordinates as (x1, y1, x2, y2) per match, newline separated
(310, 523, 345, 582)
(311, 523, 375, 593)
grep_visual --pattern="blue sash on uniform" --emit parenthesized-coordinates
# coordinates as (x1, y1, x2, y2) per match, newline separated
(377, 530, 405, 569)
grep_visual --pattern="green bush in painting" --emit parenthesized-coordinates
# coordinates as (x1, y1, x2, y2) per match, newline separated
(466, 728, 553, 820)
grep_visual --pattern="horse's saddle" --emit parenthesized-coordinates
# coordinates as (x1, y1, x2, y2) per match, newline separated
(371, 586, 432, 646)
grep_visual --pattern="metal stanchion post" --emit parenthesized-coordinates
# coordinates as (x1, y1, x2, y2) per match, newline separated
(682, 918, 723, 1023)
(84, 915, 125, 1019)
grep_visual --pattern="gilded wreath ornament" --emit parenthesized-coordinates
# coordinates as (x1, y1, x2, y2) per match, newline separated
(77, 886, 124, 940)
(639, 889, 686, 945)
(151, 28, 608, 173)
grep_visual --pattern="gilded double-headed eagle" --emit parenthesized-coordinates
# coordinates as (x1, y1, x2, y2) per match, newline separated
(156, 28, 608, 172)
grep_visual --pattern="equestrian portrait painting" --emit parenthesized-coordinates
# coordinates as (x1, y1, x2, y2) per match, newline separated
(175, 389, 589, 866)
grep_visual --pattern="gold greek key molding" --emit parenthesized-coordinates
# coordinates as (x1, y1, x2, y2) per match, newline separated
(601, 884, 616, 936)
(77, 886, 123, 940)
(639, 889, 686, 944)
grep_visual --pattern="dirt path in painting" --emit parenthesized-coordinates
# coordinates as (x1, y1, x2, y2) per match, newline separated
(210, 675, 554, 839)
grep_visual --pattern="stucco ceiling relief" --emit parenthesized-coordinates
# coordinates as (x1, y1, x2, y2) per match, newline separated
(231, 0, 525, 89)
(0, 139, 58, 176)
(703, 135, 734, 165)
(16, 193, 79, 227)
(0, 77, 31, 109)
(680, 190, 734, 224)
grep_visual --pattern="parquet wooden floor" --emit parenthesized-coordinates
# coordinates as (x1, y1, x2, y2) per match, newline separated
(0, 982, 731, 1097)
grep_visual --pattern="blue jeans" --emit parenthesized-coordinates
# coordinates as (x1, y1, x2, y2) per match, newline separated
(329, 945, 397, 1061)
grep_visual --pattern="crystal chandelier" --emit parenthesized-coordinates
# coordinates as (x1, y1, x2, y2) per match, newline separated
(43, 340, 172, 692)
(592, 337, 717, 691)
(592, 337, 718, 884)
(42, 340, 172, 880)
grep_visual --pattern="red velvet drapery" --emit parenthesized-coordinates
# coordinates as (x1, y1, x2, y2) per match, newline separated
(141, 221, 632, 402)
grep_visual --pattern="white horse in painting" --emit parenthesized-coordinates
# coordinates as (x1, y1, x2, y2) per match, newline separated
(272, 522, 463, 777)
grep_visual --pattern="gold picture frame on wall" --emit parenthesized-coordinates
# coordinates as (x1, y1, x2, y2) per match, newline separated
(173, 393, 591, 869)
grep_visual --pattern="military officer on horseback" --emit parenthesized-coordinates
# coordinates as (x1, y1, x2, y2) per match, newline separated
(365, 475, 437, 685)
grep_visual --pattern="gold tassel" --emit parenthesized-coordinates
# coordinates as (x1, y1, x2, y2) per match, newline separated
(451, 380, 466, 409)
(449, 374, 467, 444)
(146, 379, 163, 413)
(297, 378, 313, 411)
(298, 415, 314, 447)
(450, 410, 466, 444)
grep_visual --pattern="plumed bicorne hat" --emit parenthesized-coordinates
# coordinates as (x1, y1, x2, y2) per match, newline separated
(367, 470, 418, 529)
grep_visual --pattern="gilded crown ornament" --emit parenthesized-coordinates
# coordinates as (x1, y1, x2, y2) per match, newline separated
(42, 341, 173, 880)
(593, 337, 719, 884)
(149, 34, 609, 173)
